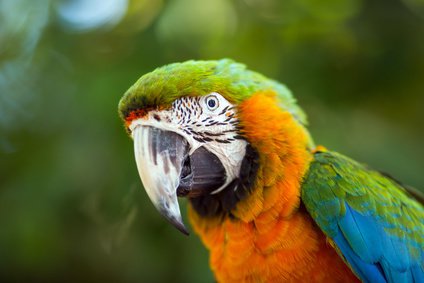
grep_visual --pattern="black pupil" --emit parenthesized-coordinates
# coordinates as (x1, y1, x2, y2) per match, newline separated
(208, 99, 216, 108)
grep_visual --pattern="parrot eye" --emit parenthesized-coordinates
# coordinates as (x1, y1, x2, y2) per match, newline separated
(205, 95, 219, 111)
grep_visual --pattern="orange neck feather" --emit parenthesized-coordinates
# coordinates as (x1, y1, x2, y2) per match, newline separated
(188, 92, 359, 282)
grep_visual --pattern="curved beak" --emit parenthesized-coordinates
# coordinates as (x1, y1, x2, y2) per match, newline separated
(133, 125, 190, 235)
(132, 123, 228, 235)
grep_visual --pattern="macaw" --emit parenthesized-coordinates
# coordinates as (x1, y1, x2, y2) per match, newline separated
(118, 59, 424, 282)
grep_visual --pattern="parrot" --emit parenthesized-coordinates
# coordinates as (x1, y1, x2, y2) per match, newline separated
(118, 59, 424, 282)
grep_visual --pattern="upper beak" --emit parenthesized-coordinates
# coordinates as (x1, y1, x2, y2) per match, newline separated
(133, 125, 190, 235)
(132, 122, 228, 235)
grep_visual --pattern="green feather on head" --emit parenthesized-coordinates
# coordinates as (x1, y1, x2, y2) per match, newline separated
(118, 59, 307, 126)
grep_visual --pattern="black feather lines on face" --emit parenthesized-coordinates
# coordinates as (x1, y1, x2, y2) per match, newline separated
(172, 96, 259, 218)
(173, 98, 240, 144)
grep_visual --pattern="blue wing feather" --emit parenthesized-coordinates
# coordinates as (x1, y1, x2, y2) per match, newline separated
(301, 151, 424, 283)
(338, 205, 382, 263)
(333, 228, 387, 283)
(412, 265, 424, 282)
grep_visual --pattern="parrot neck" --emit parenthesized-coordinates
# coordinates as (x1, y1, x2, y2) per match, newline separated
(229, 91, 314, 222)
(188, 92, 359, 282)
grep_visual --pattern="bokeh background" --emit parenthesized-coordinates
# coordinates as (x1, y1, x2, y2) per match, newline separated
(0, 0, 423, 282)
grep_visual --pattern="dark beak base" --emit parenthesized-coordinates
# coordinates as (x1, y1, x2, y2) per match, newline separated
(177, 147, 227, 198)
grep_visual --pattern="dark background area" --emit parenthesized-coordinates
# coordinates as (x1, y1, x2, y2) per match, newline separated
(0, 0, 423, 282)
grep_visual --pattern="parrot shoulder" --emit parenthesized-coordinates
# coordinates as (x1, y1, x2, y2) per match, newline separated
(301, 150, 424, 283)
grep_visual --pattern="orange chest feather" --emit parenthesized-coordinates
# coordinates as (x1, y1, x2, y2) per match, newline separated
(188, 92, 359, 282)
(189, 205, 359, 283)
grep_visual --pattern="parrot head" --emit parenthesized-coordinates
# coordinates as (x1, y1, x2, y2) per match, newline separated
(118, 59, 312, 235)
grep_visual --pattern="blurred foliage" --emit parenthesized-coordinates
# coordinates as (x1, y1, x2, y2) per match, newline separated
(0, 0, 423, 282)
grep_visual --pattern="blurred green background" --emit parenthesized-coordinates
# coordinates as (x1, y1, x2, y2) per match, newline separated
(0, 0, 423, 282)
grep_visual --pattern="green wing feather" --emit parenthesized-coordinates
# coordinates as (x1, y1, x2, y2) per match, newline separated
(301, 151, 424, 283)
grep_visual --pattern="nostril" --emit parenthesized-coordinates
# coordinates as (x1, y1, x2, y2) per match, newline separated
(153, 114, 161, 121)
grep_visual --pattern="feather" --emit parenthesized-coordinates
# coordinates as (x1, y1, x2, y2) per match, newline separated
(339, 204, 382, 263)
(381, 259, 412, 283)
(302, 151, 424, 283)
(333, 231, 386, 283)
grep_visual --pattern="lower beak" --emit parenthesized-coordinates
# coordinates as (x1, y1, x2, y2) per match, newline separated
(133, 125, 190, 235)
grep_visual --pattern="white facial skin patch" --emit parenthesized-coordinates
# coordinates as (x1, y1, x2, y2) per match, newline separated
(130, 93, 248, 193)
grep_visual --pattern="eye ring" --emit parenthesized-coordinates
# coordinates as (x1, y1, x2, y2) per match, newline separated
(205, 95, 219, 111)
